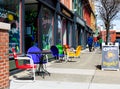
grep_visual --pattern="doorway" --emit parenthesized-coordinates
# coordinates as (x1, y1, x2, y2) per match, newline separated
(24, 2, 39, 52)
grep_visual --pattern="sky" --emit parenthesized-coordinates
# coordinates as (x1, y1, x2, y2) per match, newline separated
(112, 12, 120, 30)
(96, 16, 120, 31)
(113, 20, 120, 30)
(95, 0, 120, 31)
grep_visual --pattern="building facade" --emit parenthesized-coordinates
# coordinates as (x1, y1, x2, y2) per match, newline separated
(0, 0, 96, 71)
(3, 0, 95, 55)
(72, 0, 96, 49)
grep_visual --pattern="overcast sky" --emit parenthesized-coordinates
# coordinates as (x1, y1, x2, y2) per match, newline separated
(95, 1, 120, 31)
(112, 12, 120, 30)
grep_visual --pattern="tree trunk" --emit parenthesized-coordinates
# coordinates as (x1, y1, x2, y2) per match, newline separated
(105, 22, 110, 45)
(106, 29, 109, 45)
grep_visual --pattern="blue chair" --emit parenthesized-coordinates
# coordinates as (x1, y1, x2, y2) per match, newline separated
(27, 46, 50, 78)
(50, 45, 65, 62)
(27, 46, 42, 64)
(50, 45, 59, 60)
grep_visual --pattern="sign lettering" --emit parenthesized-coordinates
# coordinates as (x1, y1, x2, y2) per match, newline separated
(62, 9, 71, 17)
(102, 46, 119, 71)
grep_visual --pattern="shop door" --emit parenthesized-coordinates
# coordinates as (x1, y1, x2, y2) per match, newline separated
(25, 3, 38, 52)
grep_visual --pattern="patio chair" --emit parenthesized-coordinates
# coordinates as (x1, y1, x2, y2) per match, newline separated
(75, 45, 82, 58)
(66, 45, 82, 61)
(56, 44, 65, 61)
(63, 44, 70, 54)
(63, 44, 70, 61)
(50, 45, 59, 60)
(12, 48, 36, 82)
(27, 46, 50, 78)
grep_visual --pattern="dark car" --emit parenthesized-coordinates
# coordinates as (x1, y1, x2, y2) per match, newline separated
(115, 39, 120, 54)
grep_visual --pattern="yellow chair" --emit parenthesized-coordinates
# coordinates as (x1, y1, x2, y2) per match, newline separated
(74, 46, 82, 58)
(66, 45, 82, 61)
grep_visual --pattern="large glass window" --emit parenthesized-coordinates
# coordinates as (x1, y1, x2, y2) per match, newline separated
(58, 16, 67, 45)
(0, 0, 20, 53)
(58, 15, 62, 44)
(41, 6, 54, 50)
(62, 18, 67, 45)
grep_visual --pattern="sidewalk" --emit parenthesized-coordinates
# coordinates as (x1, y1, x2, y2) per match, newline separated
(9, 47, 120, 89)
(9, 80, 120, 89)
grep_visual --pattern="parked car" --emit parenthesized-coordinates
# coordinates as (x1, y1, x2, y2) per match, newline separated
(115, 38, 120, 54)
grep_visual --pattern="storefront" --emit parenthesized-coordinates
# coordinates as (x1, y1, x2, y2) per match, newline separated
(6, 0, 75, 71)
(76, 16, 85, 48)
(2, 0, 75, 55)
(57, 4, 74, 47)
(0, 0, 23, 55)
(24, 0, 57, 51)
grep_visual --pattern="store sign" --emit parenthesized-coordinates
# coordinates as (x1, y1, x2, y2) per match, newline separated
(76, 17, 85, 27)
(62, 9, 71, 17)
(102, 45, 119, 71)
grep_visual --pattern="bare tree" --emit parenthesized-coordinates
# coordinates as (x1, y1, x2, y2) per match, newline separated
(97, 0, 120, 44)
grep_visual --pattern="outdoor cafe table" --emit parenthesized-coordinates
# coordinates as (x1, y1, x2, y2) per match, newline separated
(28, 50, 51, 78)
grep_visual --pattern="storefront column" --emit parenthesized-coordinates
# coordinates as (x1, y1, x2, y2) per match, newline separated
(53, 12, 58, 45)
(54, 0, 60, 45)
(38, 3, 43, 49)
(72, 14, 77, 48)
(0, 22, 10, 89)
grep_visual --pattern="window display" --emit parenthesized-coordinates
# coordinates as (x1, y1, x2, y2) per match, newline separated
(41, 6, 53, 50)
(0, 0, 20, 53)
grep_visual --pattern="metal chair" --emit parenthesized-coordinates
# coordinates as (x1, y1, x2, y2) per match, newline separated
(27, 46, 50, 78)
(12, 48, 36, 82)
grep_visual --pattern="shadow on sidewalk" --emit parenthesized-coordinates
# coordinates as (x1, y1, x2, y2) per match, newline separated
(96, 65, 101, 70)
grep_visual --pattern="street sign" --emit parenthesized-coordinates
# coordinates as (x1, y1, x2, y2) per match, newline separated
(102, 43, 119, 71)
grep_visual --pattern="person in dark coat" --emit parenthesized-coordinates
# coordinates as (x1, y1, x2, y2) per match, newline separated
(87, 34, 93, 52)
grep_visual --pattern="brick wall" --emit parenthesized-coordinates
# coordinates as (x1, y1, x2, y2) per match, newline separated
(100, 30, 116, 42)
(0, 30, 9, 89)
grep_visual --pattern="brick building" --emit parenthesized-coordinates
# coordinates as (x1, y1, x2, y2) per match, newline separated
(100, 30, 116, 42)
(0, 22, 10, 89)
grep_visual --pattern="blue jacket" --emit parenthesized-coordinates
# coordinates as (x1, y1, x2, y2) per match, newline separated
(87, 36, 93, 45)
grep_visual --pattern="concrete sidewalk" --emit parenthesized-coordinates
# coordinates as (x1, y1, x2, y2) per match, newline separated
(9, 80, 120, 89)
(9, 47, 120, 89)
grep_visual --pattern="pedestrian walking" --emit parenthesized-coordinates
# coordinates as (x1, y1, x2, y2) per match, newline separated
(87, 34, 93, 52)
(93, 37, 97, 48)
(99, 37, 103, 50)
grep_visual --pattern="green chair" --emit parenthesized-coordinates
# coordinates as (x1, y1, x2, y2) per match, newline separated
(56, 44, 64, 60)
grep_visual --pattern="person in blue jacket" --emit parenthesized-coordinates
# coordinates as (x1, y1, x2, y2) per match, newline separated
(87, 34, 93, 52)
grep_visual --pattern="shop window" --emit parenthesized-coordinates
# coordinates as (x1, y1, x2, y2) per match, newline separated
(62, 18, 67, 45)
(0, 0, 20, 53)
(58, 15, 62, 44)
(41, 6, 53, 50)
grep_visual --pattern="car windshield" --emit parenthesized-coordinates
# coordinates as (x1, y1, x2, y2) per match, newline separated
(116, 39, 120, 45)
(116, 39, 120, 42)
